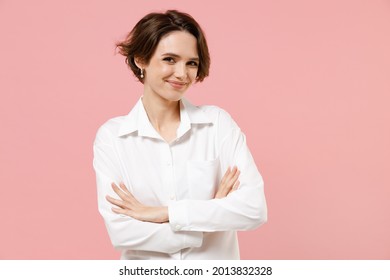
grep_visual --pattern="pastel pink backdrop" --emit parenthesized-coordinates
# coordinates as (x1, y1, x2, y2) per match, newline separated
(0, 0, 389, 259)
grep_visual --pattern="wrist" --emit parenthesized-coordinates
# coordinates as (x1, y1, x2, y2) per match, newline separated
(158, 206, 169, 223)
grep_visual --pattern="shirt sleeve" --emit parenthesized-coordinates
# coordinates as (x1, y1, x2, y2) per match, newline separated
(93, 126, 203, 254)
(168, 110, 268, 232)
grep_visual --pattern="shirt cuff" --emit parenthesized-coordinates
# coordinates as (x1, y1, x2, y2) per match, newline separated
(169, 200, 203, 249)
(168, 200, 189, 231)
(181, 230, 203, 249)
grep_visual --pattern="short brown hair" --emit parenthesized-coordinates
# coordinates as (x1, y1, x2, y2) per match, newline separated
(116, 10, 210, 83)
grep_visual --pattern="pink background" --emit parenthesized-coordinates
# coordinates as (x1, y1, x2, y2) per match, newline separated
(1, 0, 389, 259)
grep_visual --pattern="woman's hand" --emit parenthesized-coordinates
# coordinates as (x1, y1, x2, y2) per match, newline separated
(106, 182, 168, 223)
(214, 166, 240, 199)
(107, 167, 240, 222)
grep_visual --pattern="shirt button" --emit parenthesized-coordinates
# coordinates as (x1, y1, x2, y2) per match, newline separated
(175, 225, 181, 230)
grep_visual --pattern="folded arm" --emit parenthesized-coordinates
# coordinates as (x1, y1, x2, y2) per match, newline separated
(104, 128, 267, 233)
(93, 128, 202, 254)
(168, 127, 267, 232)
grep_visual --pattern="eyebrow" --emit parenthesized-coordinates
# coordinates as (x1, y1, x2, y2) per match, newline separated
(161, 52, 199, 61)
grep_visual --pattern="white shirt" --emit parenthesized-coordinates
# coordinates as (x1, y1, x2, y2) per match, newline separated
(93, 97, 267, 260)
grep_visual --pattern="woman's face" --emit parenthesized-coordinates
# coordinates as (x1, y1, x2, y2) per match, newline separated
(138, 31, 199, 102)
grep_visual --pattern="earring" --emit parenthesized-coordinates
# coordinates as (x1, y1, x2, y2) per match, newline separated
(140, 69, 144, 79)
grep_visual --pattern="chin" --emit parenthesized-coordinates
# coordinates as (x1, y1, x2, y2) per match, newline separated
(161, 89, 187, 102)
(164, 93, 184, 102)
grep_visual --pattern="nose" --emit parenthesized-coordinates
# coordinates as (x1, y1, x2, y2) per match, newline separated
(174, 62, 187, 80)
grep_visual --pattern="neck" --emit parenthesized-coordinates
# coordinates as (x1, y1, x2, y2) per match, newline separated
(141, 92, 180, 131)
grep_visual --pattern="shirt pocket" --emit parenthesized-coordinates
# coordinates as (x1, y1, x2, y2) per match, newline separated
(186, 158, 220, 200)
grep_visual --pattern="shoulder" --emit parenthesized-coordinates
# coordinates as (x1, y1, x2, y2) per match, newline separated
(198, 105, 239, 130)
(94, 115, 126, 144)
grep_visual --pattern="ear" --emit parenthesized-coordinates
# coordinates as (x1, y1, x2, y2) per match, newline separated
(134, 57, 146, 69)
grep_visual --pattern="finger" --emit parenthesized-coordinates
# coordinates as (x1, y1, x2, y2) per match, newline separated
(233, 180, 240, 190)
(230, 166, 239, 178)
(226, 169, 240, 187)
(111, 182, 138, 204)
(218, 168, 238, 196)
(111, 183, 130, 202)
(111, 207, 126, 214)
(111, 207, 132, 214)
(224, 166, 238, 183)
(217, 180, 232, 198)
(220, 167, 231, 185)
(222, 176, 239, 197)
(216, 167, 239, 199)
(123, 188, 142, 206)
(230, 166, 238, 174)
(106, 195, 129, 209)
(227, 180, 240, 195)
(119, 182, 131, 195)
(215, 189, 227, 199)
(111, 182, 127, 195)
(117, 182, 140, 205)
(111, 207, 134, 218)
(106, 195, 122, 206)
(112, 206, 145, 222)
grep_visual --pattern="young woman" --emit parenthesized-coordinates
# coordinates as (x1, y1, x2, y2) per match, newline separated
(93, 10, 267, 260)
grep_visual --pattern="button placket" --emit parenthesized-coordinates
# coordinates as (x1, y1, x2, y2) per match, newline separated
(164, 143, 176, 201)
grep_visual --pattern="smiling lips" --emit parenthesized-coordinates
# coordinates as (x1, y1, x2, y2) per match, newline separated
(166, 80, 187, 89)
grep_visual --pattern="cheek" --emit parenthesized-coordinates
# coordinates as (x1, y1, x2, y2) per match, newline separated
(189, 69, 198, 81)
(158, 63, 174, 77)
(147, 61, 172, 78)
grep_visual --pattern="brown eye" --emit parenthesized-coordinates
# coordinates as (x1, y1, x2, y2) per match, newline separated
(188, 61, 198, 67)
(163, 57, 175, 63)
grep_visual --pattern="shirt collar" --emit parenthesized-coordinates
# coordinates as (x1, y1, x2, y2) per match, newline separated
(117, 97, 212, 138)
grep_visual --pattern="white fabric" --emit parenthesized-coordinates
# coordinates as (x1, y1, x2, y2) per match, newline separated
(93, 97, 267, 259)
